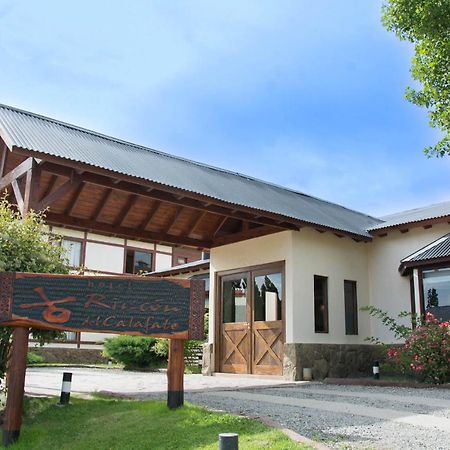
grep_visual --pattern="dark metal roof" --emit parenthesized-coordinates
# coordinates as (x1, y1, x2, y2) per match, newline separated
(0, 103, 382, 238)
(368, 201, 450, 231)
(402, 234, 450, 263)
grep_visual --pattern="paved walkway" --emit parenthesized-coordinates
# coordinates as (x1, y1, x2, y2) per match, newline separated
(25, 368, 450, 449)
(25, 367, 294, 396)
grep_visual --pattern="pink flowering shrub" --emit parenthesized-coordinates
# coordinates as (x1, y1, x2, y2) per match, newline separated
(363, 306, 450, 384)
(387, 312, 450, 384)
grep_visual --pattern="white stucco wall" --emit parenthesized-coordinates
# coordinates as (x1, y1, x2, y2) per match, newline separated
(210, 231, 293, 344)
(289, 228, 370, 345)
(210, 228, 371, 346)
(367, 222, 450, 342)
(85, 242, 125, 273)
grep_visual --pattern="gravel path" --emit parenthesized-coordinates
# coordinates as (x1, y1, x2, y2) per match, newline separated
(143, 383, 450, 450)
(25, 369, 450, 449)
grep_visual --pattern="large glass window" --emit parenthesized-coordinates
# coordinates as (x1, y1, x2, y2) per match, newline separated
(314, 275, 328, 333)
(222, 277, 247, 323)
(62, 239, 82, 267)
(423, 268, 450, 308)
(125, 249, 152, 274)
(254, 273, 282, 321)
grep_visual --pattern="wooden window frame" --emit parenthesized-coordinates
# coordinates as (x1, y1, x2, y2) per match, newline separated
(344, 279, 358, 335)
(60, 236, 85, 269)
(314, 275, 329, 333)
(123, 246, 154, 274)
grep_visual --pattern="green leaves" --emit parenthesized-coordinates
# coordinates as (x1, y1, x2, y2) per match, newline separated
(382, 0, 450, 156)
(0, 198, 69, 378)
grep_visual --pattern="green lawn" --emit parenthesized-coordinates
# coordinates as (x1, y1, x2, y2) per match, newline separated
(5, 396, 311, 450)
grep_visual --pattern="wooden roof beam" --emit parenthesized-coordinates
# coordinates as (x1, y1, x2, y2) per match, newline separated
(64, 183, 85, 216)
(114, 194, 139, 227)
(37, 174, 82, 211)
(38, 161, 299, 230)
(91, 188, 113, 221)
(167, 206, 185, 234)
(212, 216, 228, 238)
(187, 211, 207, 237)
(45, 212, 211, 249)
(139, 200, 161, 231)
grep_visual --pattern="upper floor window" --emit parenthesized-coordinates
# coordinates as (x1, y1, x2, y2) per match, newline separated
(125, 249, 152, 274)
(314, 275, 328, 333)
(61, 239, 82, 267)
(344, 280, 358, 335)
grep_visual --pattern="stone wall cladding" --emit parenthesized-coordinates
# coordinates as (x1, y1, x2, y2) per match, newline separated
(283, 343, 385, 381)
(30, 348, 108, 365)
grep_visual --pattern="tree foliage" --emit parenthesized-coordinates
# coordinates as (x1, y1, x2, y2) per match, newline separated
(0, 197, 69, 378)
(382, 0, 450, 156)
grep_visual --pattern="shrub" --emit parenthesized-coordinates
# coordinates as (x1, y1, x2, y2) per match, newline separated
(27, 352, 44, 365)
(0, 198, 68, 379)
(153, 312, 208, 366)
(363, 306, 450, 384)
(102, 335, 163, 369)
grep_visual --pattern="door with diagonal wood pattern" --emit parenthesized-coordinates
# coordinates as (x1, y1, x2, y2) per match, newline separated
(220, 274, 250, 373)
(219, 265, 284, 375)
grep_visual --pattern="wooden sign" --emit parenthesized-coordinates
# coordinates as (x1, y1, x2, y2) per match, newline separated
(0, 272, 205, 340)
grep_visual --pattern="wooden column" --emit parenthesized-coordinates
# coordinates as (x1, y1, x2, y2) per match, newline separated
(2, 158, 39, 446)
(167, 339, 185, 409)
(3, 328, 29, 447)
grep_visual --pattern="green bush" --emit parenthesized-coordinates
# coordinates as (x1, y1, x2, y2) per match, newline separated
(0, 198, 69, 379)
(363, 306, 450, 384)
(102, 335, 163, 369)
(27, 351, 44, 365)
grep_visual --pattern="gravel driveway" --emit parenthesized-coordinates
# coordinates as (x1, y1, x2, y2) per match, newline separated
(26, 368, 450, 450)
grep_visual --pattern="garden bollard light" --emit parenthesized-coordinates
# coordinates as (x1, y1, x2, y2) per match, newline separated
(58, 372, 72, 405)
(373, 361, 380, 380)
(219, 433, 238, 450)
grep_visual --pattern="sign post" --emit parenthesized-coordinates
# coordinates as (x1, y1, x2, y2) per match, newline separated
(0, 273, 205, 446)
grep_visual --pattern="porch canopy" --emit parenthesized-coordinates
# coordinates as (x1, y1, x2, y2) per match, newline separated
(0, 103, 380, 248)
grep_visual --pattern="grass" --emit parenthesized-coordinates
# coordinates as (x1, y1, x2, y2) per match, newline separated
(5, 396, 311, 450)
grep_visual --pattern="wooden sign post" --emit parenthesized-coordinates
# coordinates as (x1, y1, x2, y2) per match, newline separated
(0, 273, 205, 446)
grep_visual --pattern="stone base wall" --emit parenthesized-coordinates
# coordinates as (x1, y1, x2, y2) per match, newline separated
(283, 343, 384, 381)
(30, 347, 108, 365)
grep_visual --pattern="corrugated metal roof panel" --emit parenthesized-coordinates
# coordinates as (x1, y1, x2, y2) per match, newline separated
(368, 202, 450, 231)
(0, 103, 382, 237)
(403, 234, 450, 262)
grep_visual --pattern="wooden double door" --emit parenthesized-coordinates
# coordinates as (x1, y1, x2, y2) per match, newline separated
(218, 264, 284, 375)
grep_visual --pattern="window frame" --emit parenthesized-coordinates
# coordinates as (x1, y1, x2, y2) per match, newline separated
(60, 237, 84, 268)
(314, 274, 329, 333)
(124, 247, 154, 274)
(344, 279, 358, 335)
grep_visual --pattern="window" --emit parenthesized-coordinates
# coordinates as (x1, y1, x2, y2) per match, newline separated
(314, 275, 328, 333)
(176, 257, 188, 265)
(61, 239, 82, 267)
(125, 249, 152, 274)
(423, 268, 450, 308)
(222, 277, 247, 323)
(254, 272, 282, 321)
(344, 280, 358, 335)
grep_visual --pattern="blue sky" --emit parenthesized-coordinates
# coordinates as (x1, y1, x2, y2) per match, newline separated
(0, 1, 448, 217)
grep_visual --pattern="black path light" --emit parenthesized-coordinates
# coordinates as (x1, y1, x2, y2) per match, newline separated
(219, 432, 239, 450)
(58, 372, 72, 405)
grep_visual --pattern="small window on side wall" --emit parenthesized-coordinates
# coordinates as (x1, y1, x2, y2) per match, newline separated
(344, 280, 358, 335)
(314, 275, 328, 333)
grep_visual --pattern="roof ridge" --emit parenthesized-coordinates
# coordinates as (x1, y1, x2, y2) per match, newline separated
(0, 102, 381, 223)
